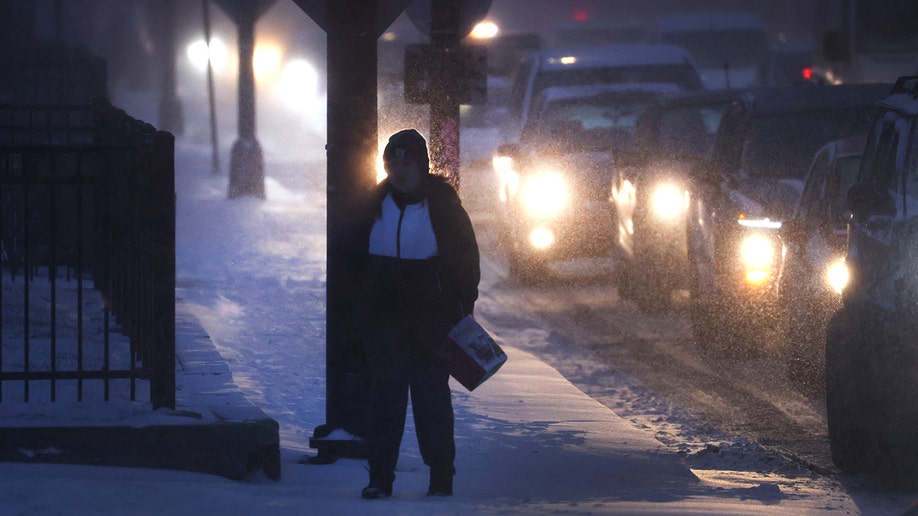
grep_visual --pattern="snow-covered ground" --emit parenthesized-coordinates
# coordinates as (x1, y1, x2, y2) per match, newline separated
(0, 142, 913, 514)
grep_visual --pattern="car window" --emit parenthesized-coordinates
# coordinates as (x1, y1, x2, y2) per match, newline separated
(832, 155, 861, 222)
(859, 111, 899, 187)
(544, 101, 646, 130)
(658, 105, 725, 158)
(902, 118, 918, 207)
(853, 103, 918, 219)
(871, 121, 899, 190)
(528, 97, 649, 152)
(740, 111, 874, 180)
(799, 147, 831, 222)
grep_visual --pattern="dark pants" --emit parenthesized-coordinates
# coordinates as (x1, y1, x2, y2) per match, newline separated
(360, 309, 456, 483)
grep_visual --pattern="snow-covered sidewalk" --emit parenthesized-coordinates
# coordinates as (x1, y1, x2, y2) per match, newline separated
(0, 145, 878, 514)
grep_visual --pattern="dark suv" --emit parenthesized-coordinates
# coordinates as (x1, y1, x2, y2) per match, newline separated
(496, 83, 679, 281)
(611, 89, 739, 313)
(779, 135, 865, 394)
(686, 83, 889, 354)
(825, 76, 918, 481)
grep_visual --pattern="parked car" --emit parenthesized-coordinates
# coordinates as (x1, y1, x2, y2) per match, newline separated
(779, 135, 865, 395)
(495, 82, 682, 281)
(611, 89, 741, 313)
(766, 42, 816, 87)
(502, 44, 704, 145)
(825, 76, 918, 481)
(686, 83, 889, 355)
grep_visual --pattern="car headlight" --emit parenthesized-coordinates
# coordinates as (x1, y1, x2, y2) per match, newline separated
(528, 227, 555, 249)
(520, 172, 569, 218)
(826, 258, 849, 295)
(739, 232, 777, 284)
(650, 183, 686, 220)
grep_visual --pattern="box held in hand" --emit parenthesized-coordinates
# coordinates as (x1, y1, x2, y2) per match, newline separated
(447, 315, 507, 391)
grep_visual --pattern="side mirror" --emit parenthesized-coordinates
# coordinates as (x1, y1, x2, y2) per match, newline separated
(847, 183, 894, 221)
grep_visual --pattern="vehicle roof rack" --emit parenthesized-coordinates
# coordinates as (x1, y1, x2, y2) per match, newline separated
(892, 76, 918, 97)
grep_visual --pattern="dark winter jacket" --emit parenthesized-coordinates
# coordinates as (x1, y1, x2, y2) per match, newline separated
(354, 175, 480, 323)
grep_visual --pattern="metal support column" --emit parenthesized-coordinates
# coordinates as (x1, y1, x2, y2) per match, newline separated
(429, 0, 463, 190)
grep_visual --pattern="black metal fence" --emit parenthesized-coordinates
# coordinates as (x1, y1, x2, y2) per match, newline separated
(0, 103, 175, 409)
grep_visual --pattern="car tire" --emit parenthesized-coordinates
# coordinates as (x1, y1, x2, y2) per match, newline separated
(825, 305, 879, 474)
(868, 314, 918, 486)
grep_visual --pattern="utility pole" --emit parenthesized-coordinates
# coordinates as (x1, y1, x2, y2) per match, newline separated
(154, 0, 183, 136)
(291, 0, 412, 463)
(202, 0, 221, 176)
(318, 0, 378, 461)
(213, 0, 277, 199)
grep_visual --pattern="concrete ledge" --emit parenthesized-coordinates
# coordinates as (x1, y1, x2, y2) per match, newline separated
(0, 418, 280, 480)
(0, 306, 281, 480)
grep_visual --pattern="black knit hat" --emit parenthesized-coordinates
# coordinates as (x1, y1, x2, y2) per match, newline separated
(383, 129, 430, 173)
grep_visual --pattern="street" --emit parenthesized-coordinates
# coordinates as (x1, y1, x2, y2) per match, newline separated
(475, 217, 832, 468)
(461, 164, 915, 510)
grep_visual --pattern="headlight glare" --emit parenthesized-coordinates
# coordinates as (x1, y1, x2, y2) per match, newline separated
(529, 228, 555, 249)
(746, 270, 770, 284)
(521, 172, 568, 217)
(826, 259, 849, 294)
(740, 233, 775, 269)
(739, 233, 776, 284)
(650, 183, 685, 220)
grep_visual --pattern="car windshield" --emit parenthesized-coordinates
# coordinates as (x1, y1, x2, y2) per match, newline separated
(531, 97, 650, 152)
(534, 64, 701, 95)
(656, 104, 728, 158)
(833, 155, 861, 221)
(740, 111, 875, 180)
(660, 30, 769, 68)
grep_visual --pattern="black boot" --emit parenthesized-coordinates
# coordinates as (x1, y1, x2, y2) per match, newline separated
(427, 465, 454, 496)
(361, 471, 394, 499)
